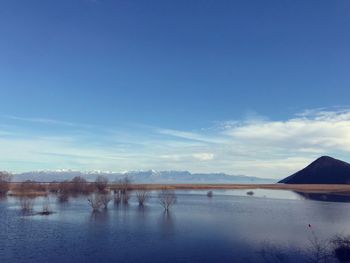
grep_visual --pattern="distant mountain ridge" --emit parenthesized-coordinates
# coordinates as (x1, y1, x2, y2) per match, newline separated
(279, 156, 350, 184)
(12, 170, 275, 184)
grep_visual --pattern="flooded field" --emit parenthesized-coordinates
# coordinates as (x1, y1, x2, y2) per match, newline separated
(1, 189, 350, 262)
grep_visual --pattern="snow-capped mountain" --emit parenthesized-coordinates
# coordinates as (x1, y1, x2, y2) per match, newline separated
(12, 170, 275, 183)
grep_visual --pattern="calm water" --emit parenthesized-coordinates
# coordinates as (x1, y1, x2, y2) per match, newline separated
(1, 189, 350, 262)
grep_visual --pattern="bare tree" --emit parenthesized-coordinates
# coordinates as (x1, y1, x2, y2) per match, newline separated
(136, 189, 150, 206)
(120, 176, 131, 191)
(40, 196, 52, 215)
(71, 176, 89, 194)
(305, 229, 331, 263)
(158, 189, 176, 211)
(0, 171, 12, 195)
(99, 192, 112, 209)
(88, 194, 103, 212)
(95, 175, 109, 193)
(19, 196, 35, 214)
(122, 190, 131, 204)
(57, 181, 70, 202)
(114, 189, 122, 205)
(117, 176, 132, 204)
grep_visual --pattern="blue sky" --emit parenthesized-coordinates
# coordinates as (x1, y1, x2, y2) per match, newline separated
(0, 0, 350, 178)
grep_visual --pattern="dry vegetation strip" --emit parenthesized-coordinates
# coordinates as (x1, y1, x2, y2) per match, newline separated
(7, 182, 350, 195)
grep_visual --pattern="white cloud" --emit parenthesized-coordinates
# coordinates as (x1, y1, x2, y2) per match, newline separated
(224, 109, 350, 152)
(2, 108, 350, 179)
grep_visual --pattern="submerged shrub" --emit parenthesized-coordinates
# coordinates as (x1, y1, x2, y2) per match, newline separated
(136, 189, 150, 206)
(19, 196, 35, 214)
(113, 176, 132, 205)
(114, 190, 122, 205)
(40, 197, 53, 215)
(158, 189, 176, 211)
(88, 194, 103, 212)
(88, 193, 112, 211)
(99, 192, 112, 209)
(207, 191, 213, 198)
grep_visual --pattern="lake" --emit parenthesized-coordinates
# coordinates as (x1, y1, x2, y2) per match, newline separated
(1, 189, 350, 262)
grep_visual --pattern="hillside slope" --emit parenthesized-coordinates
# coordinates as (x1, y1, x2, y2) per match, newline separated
(279, 156, 350, 184)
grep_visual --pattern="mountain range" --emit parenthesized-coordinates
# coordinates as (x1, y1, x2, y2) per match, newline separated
(12, 170, 275, 184)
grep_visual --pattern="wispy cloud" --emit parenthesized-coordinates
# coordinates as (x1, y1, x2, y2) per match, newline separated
(4, 115, 93, 128)
(157, 128, 225, 144)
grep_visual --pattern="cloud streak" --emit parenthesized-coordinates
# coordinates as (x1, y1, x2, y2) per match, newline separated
(4, 115, 93, 128)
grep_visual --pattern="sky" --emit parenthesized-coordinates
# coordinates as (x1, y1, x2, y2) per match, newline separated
(0, 0, 350, 179)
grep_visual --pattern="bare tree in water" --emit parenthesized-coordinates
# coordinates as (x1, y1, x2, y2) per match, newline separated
(158, 189, 176, 211)
(113, 176, 132, 204)
(19, 196, 35, 214)
(120, 176, 131, 204)
(99, 192, 112, 209)
(87, 194, 103, 212)
(114, 189, 122, 205)
(305, 228, 331, 263)
(40, 196, 52, 215)
(136, 188, 150, 206)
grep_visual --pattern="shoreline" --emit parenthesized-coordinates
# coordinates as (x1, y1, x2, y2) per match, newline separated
(8, 182, 350, 195)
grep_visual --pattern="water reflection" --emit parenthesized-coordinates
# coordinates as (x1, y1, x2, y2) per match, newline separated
(0, 194, 7, 201)
(159, 211, 175, 238)
(3, 190, 350, 263)
(137, 205, 148, 219)
(295, 191, 350, 203)
(89, 210, 110, 223)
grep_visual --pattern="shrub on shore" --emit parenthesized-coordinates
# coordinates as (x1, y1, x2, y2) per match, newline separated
(0, 171, 12, 195)
(95, 176, 109, 193)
